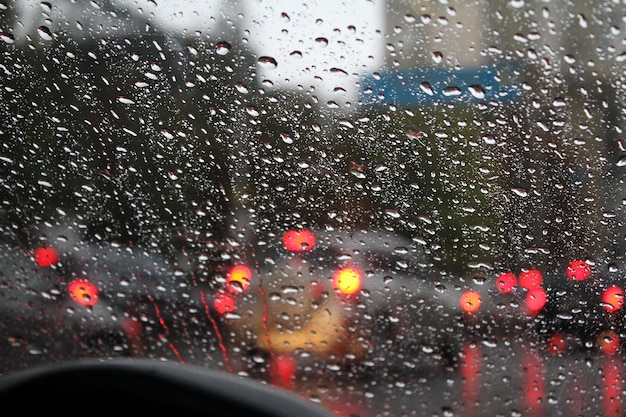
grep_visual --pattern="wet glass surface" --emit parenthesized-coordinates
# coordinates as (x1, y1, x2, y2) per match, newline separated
(1, 1, 625, 415)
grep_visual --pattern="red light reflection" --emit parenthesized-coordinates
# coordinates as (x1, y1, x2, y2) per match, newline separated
(547, 333, 567, 355)
(522, 348, 545, 417)
(67, 280, 99, 307)
(603, 356, 623, 417)
(270, 354, 297, 389)
(460, 341, 481, 417)
(214, 291, 236, 315)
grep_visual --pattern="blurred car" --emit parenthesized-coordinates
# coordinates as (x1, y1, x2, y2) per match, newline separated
(0, 240, 175, 367)
(204, 228, 469, 376)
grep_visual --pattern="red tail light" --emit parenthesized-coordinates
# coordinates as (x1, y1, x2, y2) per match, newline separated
(68, 279, 99, 307)
(495, 272, 517, 294)
(601, 286, 624, 313)
(332, 266, 363, 296)
(526, 287, 547, 312)
(282, 229, 316, 252)
(566, 260, 591, 281)
(227, 264, 252, 293)
(519, 269, 543, 290)
(34, 246, 59, 267)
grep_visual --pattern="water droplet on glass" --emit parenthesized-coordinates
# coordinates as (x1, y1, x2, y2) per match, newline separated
(578, 14, 588, 28)
(280, 132, 293, 144)
(0, 32, 15, 44)
(468, 85, 485, 99)
(257, 56, 278, 69)
(442, 86, 461, 97)
(616, 157, 626, 167)
(40, 2, 52, 12)
(289, 50, 303, 58)
(281, 12, 290, 22)
(235, 83, 249, 94)
(385, 209, 401, 218)
(216, 41, 231, 55)
(330, 67, 348, 76)
(315, 37, 329, 47)
(117, 96, 135, 105)
(37, 26, 53, 41)
(511, 187, 528, 197)
(510, 0, 525, 8)
(420, 82, 434, 96)
(432, 51, 443, 63)
(246, 106, 260, 117)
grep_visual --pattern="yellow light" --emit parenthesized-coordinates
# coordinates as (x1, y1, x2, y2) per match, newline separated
(332, 266, 362, 296)
(227, 264, 252, 293)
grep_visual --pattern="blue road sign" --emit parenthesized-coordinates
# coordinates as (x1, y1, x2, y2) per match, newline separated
(360, 64, 520, 108)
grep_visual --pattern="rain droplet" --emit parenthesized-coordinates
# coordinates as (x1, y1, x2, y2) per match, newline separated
(510, 0, 525, 8)
(432, 51, 443, 63)
(420, 82, 434, 96)
(246, 106, 260, 117)
(281, 12, 290, 22)
(0, 32, 15, 44)
(384, 209, 401, 218)
(468, 85, 485, 99)
(216, 41, 231, 55)
(117, 96, 135, 105)
(315, 37, 328, 47)
(442, 86, 461, 97)
(511, 187, 528, 197)
(616, 157, 626, 167)
(235, 83, 249, 94)
(578, 14, 588, 28)
(257, 56, 277, 69)
(280, 132, 293, 144)
(330, 67, 348, 76)
(289, 50, 303, 58)
(37, 26, 53, 41)
(40, 2, 52, 12)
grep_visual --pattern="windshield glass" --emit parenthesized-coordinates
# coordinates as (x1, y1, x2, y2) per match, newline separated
(1, 0, 625, 415)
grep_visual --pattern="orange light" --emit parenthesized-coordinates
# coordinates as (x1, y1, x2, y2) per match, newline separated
(519, 269, 542, 290)
(602, 286, 624, 313)
(214, 291, 236, 315)
(34, 247, 59, 267)
(495, 272, 517, 294)
(227, 264, 252, 293)
(332, 266, 363, 296)
(526, 287, 547, 312)
(282, 229, 316, 252)
(460, 290, 481, 313)
(68, 280, 99, 307)
(566, 260, 591, 281)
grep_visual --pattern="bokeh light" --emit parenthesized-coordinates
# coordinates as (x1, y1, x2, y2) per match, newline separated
(68, 280, 99, 307)
(332, 266, 363, 296)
